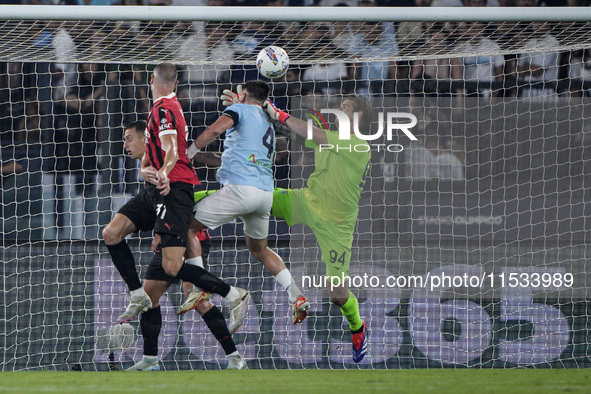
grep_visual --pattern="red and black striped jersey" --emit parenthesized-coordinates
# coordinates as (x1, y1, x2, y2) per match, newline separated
(145, 93, 200, 185)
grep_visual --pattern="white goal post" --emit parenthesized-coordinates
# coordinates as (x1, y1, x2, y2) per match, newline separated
(1, 5, 591, 21)
(1, 5, 591, 371)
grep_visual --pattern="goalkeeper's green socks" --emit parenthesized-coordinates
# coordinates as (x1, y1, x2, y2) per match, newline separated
(339, 291, 363, 332)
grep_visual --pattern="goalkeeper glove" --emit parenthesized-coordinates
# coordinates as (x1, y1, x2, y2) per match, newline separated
(220, 85, 243, 106)
(263, 99, 291, 124)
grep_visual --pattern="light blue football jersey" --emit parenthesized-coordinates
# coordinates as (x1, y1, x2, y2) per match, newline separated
(216, 103, 275, 192)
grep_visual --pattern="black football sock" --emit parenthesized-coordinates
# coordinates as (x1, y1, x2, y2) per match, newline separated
(175, 263, 230, 297)
(202, 306, 237, 355)
(140, 306, 161, 357)
(106, 240, 142, 291)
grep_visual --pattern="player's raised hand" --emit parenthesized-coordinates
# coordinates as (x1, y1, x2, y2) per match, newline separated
(140, 165, 159, 185)
(220, 85, 243, 106)
(156, 169, 171, 196)
(263, 99, 291, 124)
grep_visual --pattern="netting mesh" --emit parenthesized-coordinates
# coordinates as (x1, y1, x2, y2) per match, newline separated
(1, 9, 591, 371)
(2, 20, 591, 64)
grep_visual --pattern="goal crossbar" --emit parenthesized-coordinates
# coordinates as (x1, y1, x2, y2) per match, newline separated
(1, 5, 591, 22)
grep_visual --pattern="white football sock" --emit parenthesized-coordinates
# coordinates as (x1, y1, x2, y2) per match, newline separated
(226, 351, 239, 359)
(185, 256, 204, 268)
(130, 287, 147, 299)
(275, 268, 301, 304)
(225, 286, 240, 303)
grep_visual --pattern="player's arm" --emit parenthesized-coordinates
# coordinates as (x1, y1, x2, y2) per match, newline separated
(284, 116, 328, 145)
(140, 153, 158, 185)
(187, 115, 234, 160)
(157, 133, 178, 196)
(271, 120, 307, 146)
(263, 100, 328, 145)
(193, 151, 222, 167)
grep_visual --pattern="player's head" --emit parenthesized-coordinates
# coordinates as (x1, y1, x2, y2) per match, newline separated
(151, 62, 178, 95)
(123, 120, 147, 160)
(341, 95, 373, 132)
(242, 80, 270, 106)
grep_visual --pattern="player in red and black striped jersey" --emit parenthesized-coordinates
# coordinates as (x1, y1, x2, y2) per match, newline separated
(103, 63, 248, 335)
(144, 87, 197, 187)
(108, 120, 245, 370)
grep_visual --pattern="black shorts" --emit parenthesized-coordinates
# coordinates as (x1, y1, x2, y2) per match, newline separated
(118, 186, 157, 232)
(145, 239, 211, 284)
(118, 182, 196, 247)
(154, 182, 196, 248)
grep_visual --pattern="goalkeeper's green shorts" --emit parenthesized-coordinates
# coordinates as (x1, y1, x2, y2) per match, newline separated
(272, 188, 354, 278)
(194, 190, 217, 204)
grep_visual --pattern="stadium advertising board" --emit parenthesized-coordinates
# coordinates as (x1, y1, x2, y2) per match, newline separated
(91, 249, 589, 370)
(403, 195, 591, 242)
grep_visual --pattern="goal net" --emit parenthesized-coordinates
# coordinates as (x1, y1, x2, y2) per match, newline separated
(1, 5, 591, 370)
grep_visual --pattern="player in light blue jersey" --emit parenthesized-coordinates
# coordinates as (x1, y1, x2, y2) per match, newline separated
(177, 81, 310, 327)
(215, 101, 275, 192)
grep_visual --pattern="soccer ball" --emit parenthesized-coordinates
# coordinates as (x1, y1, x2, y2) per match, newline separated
(256, 45, 289, 79)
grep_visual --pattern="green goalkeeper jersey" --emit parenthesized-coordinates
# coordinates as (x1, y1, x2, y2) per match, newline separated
(304, 130, 371, 225)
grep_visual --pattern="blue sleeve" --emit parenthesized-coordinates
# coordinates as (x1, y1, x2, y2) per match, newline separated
(222, 104, 244, 126)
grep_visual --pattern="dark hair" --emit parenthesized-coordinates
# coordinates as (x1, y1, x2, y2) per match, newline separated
(154, 62, 178, 86)
(344, 95, 373, 131)
(125, 119, 147, 135)
(243, 80, 270, 104)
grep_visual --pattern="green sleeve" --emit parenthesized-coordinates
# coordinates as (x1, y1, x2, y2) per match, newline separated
(305, 130, 348, 150)
(305, 138, 319, 150)
(306, 130, 370, 163)
(324, 131, 370, 163)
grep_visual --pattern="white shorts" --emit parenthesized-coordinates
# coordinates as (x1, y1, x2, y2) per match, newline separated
(193, 184, 273, 239)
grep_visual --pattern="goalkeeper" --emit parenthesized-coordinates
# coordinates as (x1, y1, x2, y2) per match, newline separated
(220, 89, 371, 363)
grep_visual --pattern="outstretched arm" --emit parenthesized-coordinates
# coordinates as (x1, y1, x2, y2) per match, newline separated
(193, 151, 222, 167)
(272, 120, 306, 146)
(285, 116, 328, 145)
(187, 115, 234, 160)
(263, 100, 328, 145)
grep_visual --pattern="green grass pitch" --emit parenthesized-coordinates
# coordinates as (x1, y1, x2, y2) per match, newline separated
(1, 369, 590, 393)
